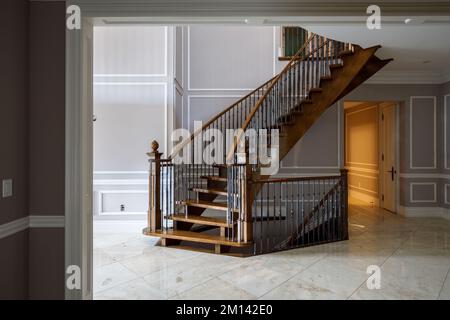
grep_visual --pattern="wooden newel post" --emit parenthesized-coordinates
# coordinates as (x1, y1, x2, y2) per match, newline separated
(147, 140, 163, 232)
(340, 168, 349, 240)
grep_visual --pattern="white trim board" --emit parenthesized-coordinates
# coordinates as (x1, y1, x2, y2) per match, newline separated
(0, 215, 65, 240)
(444, 94, 450, 169)
(400, 173, 450, 179)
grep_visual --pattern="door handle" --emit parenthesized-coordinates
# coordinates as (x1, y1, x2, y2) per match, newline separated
(387, 166, 396, 181)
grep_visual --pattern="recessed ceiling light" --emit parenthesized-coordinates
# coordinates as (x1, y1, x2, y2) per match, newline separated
(404, 18, 413, 24)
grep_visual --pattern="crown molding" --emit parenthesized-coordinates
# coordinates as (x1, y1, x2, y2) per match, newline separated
(63, 1, 450, 17)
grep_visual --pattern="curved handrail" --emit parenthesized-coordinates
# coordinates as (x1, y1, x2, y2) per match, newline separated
(226, 33, 354, 162)
(225, 34, 335, 162)
(168, 75, 276, 160)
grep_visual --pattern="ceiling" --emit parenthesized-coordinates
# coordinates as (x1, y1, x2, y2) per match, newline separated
(304, 16, 450, 83)
(96, 13, 450, 83)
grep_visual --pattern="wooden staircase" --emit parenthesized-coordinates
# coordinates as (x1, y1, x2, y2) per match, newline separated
(143, 32, 391, 255)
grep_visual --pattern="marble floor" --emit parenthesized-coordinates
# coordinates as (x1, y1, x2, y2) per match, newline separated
(93, 198, 450, 300)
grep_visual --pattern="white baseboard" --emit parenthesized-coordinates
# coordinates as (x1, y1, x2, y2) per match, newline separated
(349, 189, 379, 206)
(0, 215, 65, 240)
(398, 206, 450, 220)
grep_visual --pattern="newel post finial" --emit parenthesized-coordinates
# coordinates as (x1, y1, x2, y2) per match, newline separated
(147, 140, 163, 160)
(151, 140, 159, 153)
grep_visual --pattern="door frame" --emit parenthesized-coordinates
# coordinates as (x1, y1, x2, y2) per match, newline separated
(378, 102, 401, 214)
(342, 100, 400, 212)
(66, 0, 427, 300)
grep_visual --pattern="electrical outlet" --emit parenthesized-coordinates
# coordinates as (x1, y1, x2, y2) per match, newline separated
(2, 179, 13, 198)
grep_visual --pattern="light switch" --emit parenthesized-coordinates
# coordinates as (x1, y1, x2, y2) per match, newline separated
(2, 179, 13, 198)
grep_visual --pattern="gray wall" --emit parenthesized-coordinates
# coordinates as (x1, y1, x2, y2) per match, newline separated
(0, 1, 66, 300)
(28, 0, 66, 299)
(0, 0, 29, 299)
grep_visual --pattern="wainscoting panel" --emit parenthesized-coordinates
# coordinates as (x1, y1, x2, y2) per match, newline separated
(410, 96, 436, 169)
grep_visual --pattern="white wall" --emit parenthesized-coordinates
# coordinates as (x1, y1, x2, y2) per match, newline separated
(177, 25, 285, 132)
(175, 25, 342, 176)
(93, 26, 173, 218)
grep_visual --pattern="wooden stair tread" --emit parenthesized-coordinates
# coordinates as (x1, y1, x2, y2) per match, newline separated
(170, 214, 232, 227)
(144, 228, 251, 247)
(182, 199, 237, 212)
(191, 187, 227, 196)
(200, 175, 227, 182)
(309, 88, 323, 93)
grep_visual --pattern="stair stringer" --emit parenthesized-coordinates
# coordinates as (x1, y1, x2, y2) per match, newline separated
(276, 45, 386, 164)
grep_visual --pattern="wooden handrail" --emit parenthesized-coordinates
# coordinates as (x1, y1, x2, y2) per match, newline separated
(225, 34, 334, 162)
(252, 175, 339, 183)
(168, 75, 277, 160)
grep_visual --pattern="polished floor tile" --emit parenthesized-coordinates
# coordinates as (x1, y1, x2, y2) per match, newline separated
(93, 199, 450, 300)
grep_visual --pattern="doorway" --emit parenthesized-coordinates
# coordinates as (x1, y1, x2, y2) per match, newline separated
(344, 101, 398, 213)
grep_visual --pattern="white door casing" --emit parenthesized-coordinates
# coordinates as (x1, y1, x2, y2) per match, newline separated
(380, 103, 397, 213)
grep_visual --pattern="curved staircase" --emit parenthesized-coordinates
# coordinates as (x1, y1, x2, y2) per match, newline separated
(143, 32, 392, 255)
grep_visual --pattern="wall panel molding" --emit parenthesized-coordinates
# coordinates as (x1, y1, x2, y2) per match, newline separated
(409, 96, 436, 169)
(444, 94, 450, 169)
(410, 182, 437, 203)
(187, 26, 276, 91)
(93, 26, 168, 77)
(445, 184, 450, 205)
